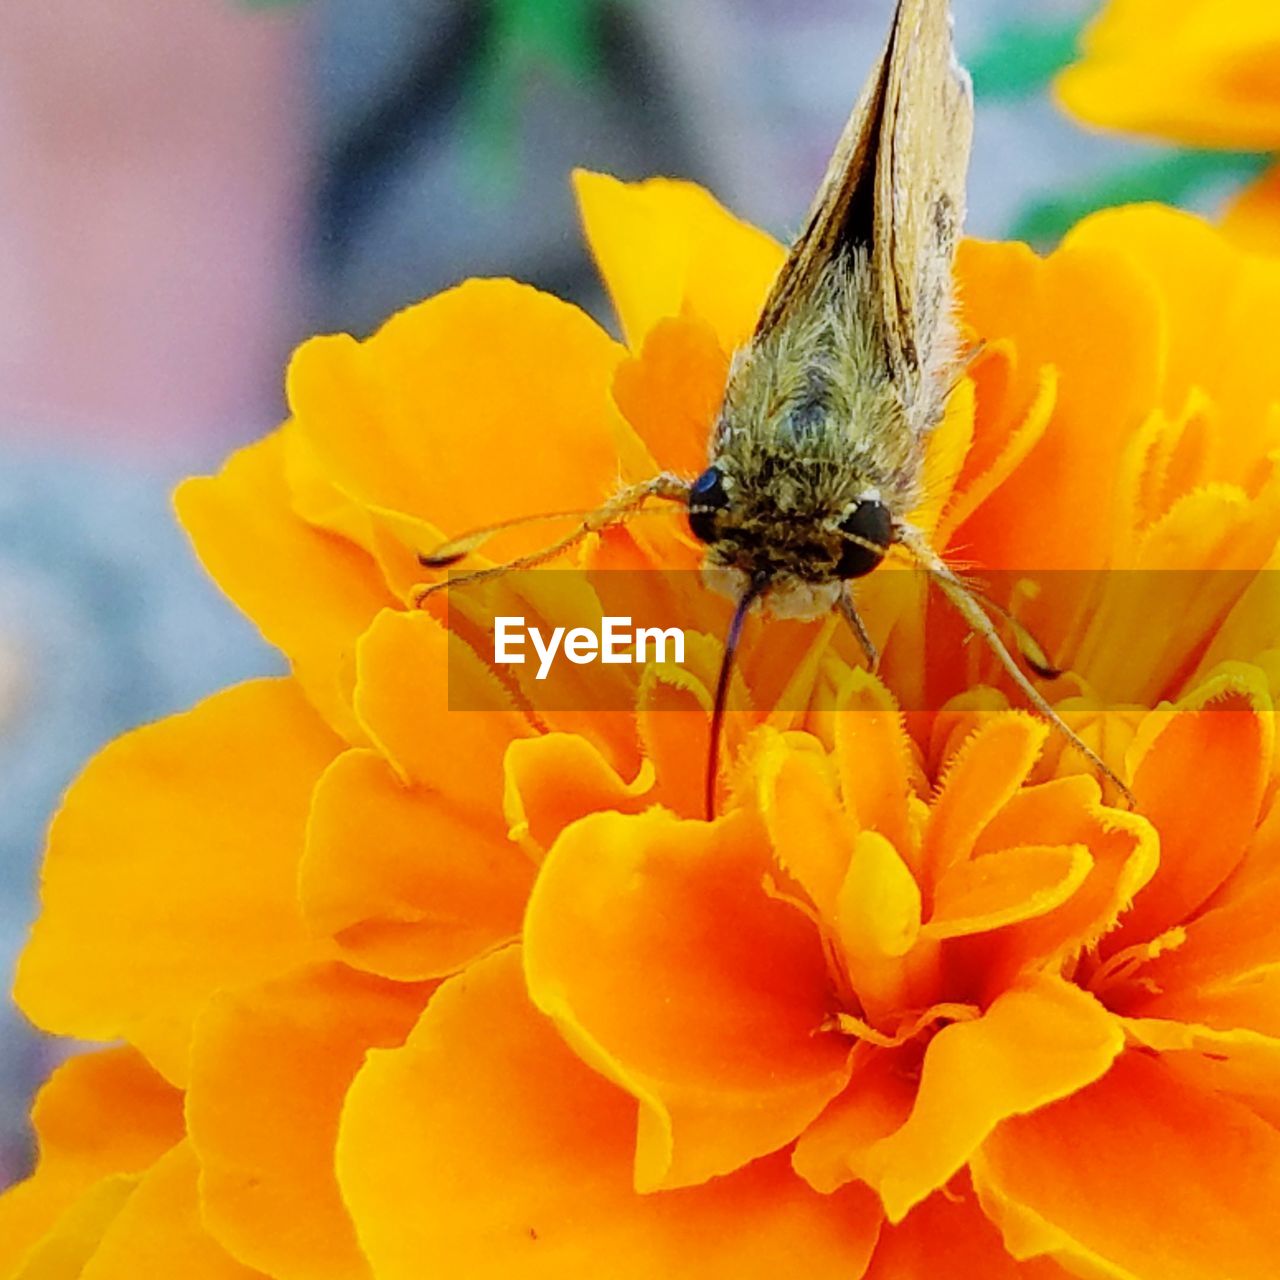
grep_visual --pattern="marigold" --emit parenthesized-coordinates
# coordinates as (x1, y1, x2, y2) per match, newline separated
(1057, 0, 1280, 251)
(6, 172, 1280, 1279)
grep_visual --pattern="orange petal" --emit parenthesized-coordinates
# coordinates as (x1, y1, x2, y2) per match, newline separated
(1122, 873, 1280, 1032)
(287, 279, 634, 542)
(7, 1175, 140, 1280)
(922, 714, 1048, 892)
(612, 315, 729, 477)
(1223, 162, 1280, 257)
(853, 975, 1121, 1222)
(1107, 669, 1270, 952)
(1056, 8, 1280, 151)
(830, 669, 918, 865)
(0, 1050, 182, 1276)
(1121, 1016, 1280, 1128)
(756, 734, 852, 921)
(973, 1052, 1280, 1280)
(524, 808, 851, 1191)
(353, 609, 534, 814)
(78, 1143, 266, 1280)
(954, 237, 1164, 570)
(1064, 205, 1280, 480)
(836, 831, 932, 1026)
(955, 780, 1158, 996)
(791, 1047, 918, 1195)
(176, 433, 395, 742)
(337, 947, 882, 1280)
(574, 170, 785, 353)
(302, 749, 531, 981)
(187, 962, 432, 1280)
(864, 1176, 1072, 1280)
(503, 732, 653, 859)
(924, 845, 1094, 941)
(16, 680, 340, 1082)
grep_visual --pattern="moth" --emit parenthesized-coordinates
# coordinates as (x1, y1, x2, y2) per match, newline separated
(418, 0, 1128, 815)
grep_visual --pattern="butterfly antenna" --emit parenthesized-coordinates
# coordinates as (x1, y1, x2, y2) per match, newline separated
(706, 574, 768, 820)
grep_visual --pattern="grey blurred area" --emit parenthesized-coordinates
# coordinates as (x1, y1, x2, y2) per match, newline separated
(1, 0, 1176, 1187)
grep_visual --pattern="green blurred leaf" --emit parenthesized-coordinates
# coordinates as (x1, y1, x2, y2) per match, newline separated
(1010, 150, 1272, 247)
(968, 18, 1088, 101)
(463, 0, 619, 189)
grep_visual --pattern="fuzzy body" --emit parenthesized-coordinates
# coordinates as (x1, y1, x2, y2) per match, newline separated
(698, 248, 955, 615)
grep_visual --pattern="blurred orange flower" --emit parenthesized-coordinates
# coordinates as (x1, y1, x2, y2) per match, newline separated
(1057, 0, 1280, 251)
(6, 173, 1280, 1279)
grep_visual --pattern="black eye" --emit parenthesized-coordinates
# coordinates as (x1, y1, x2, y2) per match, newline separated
(836, 498, 893, 579)
(688, 466, 729, 543)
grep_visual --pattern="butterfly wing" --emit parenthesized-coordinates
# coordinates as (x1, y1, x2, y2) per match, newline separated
(874, 0, 974, 419)
(753, 0, 972, 427)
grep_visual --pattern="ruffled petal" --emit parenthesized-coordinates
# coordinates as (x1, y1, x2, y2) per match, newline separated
(338, 947, 882, 1280)
(850, 975, 1122, 1222)
(612, 316, 729, 478)
(524, 808, 851, 1191)
(973, 1052, 1280, 1280)
(0, 1050, 182, 1276)
(864, 1176, 1073, 1280)
(78, 1144, 266, 1280)
(1223, 163, 1280, 257)
(187, 963, 432, 1280)
(302, 749, 531, 981)
(287, 280, 635, 546)
(1107, 668, 1271, 951)
(176, 434, 396, 740)
(574, 170, 784, 353)
(16, 680, 340, 1082)
(353, 609, 534, 814)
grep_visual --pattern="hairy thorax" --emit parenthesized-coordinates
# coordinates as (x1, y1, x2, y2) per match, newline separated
(691, 253, 926, 617)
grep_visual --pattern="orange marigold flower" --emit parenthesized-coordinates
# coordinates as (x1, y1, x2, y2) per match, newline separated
(6, 173, 1280, 1279)
(1057, 0, 1280, 251)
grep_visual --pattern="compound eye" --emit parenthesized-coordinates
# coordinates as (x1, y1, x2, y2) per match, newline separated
(688, 466, 729, 544)
(837, 498, 893, 579)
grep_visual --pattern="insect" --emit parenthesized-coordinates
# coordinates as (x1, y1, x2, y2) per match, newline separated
(417, 0, 1130, 816)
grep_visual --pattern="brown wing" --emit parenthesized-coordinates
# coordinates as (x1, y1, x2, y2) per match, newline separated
(752, 14, 895, 340)
(874, 0, 973, 411)
(754, 0, 973, 416)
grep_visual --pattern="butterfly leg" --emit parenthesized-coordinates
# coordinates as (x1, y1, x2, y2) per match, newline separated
(894, 521, 1133, 805)
(838, 583, 879, 672)
(413, 472, 690, 604)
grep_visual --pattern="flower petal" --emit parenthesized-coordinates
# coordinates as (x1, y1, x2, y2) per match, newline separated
(78, 1144, 265, 1280)
(524, 808, 851, 1191)
(503, 732, 653, 859)
(7, 1175, 140, 1280)
(1223, 163, 1280, 257)
(574, 170, 784, 353)
(0, 1050, 182, 1276)
(176, 434, 396, 741)
(922, 714, 1048, 892)
(924, 845, 1094, 941)
(1121, 1016, 1280, 1128)
(973, 1052, 1280, 1280)
(853, 975, 1122, 1222)
(287, 279, 634, 542)
(612, 316, 729, 478)
(302, 749, 531, 981)
(864, 1176, 1073, 1280)
(1107, 668, 1271, 951)
(338, 947, 882, 1280)
(187, 963, 432, 1280)
(16, 680, 340, 1082)
(353, 609, 534, 814)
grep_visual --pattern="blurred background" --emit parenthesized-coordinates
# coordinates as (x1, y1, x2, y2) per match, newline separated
(0, 0, 1268, 1185)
